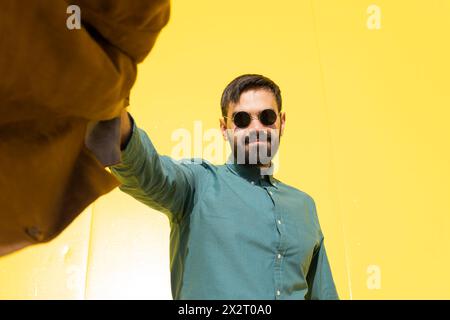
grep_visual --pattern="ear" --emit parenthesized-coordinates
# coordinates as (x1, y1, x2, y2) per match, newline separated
(280, 112, 286, 137)
(219, 117, 228, 141)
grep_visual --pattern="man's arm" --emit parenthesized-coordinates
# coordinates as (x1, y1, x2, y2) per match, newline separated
(305, 237, 339, 300)
(305, 198, 340, 300)
(109, 109, 205, 223)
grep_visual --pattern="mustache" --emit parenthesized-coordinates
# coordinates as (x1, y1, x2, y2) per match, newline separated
(244, 130, 272, 144)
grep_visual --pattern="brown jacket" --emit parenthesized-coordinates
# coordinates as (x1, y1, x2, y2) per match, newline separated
(0, 0, 170, 256)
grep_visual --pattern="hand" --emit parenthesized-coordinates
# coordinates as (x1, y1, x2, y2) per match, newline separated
(120, 108, 133, 150)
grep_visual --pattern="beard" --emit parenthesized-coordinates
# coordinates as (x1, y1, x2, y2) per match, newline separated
(230, 128, 280, 165)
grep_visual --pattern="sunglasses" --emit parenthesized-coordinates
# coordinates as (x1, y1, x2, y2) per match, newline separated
(224, 109, 279, 128)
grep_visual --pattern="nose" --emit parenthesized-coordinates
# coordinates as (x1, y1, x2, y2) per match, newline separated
(247, 117, 264, 130)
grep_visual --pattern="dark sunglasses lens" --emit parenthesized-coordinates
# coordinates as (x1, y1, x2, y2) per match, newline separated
(260, 109, 277, 125)
(233, 112, 251, 128)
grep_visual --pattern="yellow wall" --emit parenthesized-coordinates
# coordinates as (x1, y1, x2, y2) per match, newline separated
(1, 0, 449, 299)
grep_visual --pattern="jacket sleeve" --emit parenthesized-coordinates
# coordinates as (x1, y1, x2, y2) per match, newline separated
(79, 0, 170, 166)
(0, 0, 170, 124)
(73, 0, 171, 63)
(0, 0, 170, 256)
(109, 114, 207, 223)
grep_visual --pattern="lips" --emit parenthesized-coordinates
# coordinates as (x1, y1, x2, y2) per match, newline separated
(244, 134, 271, 145)
(245, 138, 270, 145)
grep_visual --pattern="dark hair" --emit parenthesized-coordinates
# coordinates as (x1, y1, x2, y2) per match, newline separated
(220, 74, 282, 117)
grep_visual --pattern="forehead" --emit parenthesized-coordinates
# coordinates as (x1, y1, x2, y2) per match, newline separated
(229, 89, 278, 115)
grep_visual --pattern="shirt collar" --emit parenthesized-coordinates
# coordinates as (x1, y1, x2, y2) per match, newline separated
(225, 155, 278, 188)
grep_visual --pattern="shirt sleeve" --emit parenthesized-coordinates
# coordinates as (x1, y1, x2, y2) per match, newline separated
(305, 197, 340, 300)
(305, 237, 340, 300)
(109, 113, 206, 223)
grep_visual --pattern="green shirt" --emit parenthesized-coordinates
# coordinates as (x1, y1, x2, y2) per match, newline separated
(109, 115, 339, 300)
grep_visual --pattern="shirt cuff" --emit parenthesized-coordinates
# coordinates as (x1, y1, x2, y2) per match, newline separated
(110, 113, 141, 168)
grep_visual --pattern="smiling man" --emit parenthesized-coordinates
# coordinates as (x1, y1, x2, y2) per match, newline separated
(109, 74, 339, 300)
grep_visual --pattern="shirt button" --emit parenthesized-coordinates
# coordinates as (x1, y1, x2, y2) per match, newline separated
(277, 253, 282, 259)
(277, 219, 282, 225)
(276, 290, 281, 296)
(251, 181, 254, 185)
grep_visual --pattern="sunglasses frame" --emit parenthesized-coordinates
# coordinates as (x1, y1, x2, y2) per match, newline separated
(223, 109, 280, 128)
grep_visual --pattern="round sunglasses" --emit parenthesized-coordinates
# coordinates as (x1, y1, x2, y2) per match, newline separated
(224, 109, 279, 128)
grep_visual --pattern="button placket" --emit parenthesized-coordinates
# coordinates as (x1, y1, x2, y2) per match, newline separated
(273, 196, 286, 301)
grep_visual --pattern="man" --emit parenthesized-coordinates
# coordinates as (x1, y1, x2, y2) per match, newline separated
(110, 74, 339, 300)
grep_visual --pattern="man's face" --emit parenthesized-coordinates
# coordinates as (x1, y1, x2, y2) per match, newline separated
(220, 89, 286, 166)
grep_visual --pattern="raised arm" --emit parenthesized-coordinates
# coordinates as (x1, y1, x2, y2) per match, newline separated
(109, 109, 206, 223)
